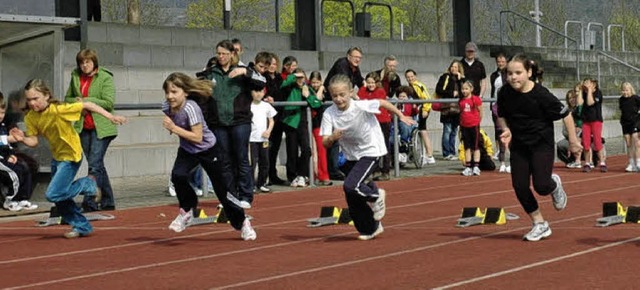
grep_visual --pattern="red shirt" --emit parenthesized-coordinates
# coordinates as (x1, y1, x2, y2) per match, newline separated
(79, 74, 96, 130)
(459, 95, 482, 127)
(357, 87, 391, 123)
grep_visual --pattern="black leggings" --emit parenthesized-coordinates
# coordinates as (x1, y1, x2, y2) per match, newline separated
(510, 143, 557, 214)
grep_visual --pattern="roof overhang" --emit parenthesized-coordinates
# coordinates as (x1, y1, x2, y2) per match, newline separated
(0, 13, 79, 48)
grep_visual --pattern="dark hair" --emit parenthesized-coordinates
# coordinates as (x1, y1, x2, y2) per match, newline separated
(309, 71, 323, 81)
(529, 59, 544, 84)
(0, 91, 4, 110)
(282, 56, 297, 72)
(405, 69, 417, 76)
(509, 54, 532, 71)
(254, 51, 271, 65)
(76, 48, 99, 72)
(396, 85, 414, 98)
(365, 71, 381, 83)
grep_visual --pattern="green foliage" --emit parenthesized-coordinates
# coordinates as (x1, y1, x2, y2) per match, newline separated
(609, 10, 640, 51)
(185, 0, 274, 31)
(102, 0, 167, 26)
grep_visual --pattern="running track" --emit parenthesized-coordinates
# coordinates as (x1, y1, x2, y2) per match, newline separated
(0, 155, 638, 289)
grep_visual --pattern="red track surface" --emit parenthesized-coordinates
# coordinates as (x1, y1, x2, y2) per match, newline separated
(1, 155, 638, 289)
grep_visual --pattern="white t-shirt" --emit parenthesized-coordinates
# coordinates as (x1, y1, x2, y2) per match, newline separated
(320, 100, 387, 160)
(493, 72, 504, 99)
(250, 101, 277, 142)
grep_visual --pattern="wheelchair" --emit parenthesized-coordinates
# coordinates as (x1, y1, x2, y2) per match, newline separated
(397, 127, 426, 169)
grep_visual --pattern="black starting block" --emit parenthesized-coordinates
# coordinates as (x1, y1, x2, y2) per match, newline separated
(189, 207, 253, 226)
(307, 206, 353, 227)
(456, 207, 518, 227)
(596, 202, 640, 227)
(36, 206, 115, 227)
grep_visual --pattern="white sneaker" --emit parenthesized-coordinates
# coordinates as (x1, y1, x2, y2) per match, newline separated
(18, 200, 38, 210)
(241, 218, 257, 241)
(492, 152, 499, 161)
(426, 156, 436, 164)
(168, 208, 193, 233)
(523, 221, 552, 241)
(358, 222, 384, 240)
(259, 186, 271, 193)
(506, 166, 511, 173)
(472, 166, 481, 176)
(461, 167, 472, 176)
(368, 189, 386, 221)
(499, 164, 507, 173)
(551, 173, 567, 211)
(3, 200, 22, 212)
(195, 189, 204, 196)
(566, 161, 582, 169)
(239, 200, 252, 209)
(625, 163, 637, 172)
(168, 181, 176, 197)
(290, 176, 302, 187)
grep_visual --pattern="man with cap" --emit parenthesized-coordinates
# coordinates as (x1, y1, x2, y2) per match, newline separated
(460, 42, 487, 98)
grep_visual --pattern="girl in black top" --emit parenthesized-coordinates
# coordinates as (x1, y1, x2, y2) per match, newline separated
(580, 78, 606, 172)
(619, 82, 640, 172)
(497, 54, 582, 242)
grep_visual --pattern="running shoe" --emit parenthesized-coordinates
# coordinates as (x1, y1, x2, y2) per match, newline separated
(241, 218, 257, 241)
(551, 173, 567, 211)
(368, 189, 386, 221)
(358, 222, 384, 240)
(523, 221, 552, 241)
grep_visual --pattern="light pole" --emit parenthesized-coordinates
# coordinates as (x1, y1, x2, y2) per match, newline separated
(529, 0, 543, 47)
(224, 0, 231, 29)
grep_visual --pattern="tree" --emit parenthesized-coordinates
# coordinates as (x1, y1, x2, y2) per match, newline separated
(102, 0, 167, 26)
(186, 0, 274, 31)
(128, 0, 140, 25)
(609, 5, 640, 51)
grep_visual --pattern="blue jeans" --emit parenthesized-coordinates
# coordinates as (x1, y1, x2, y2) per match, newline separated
(191, 166, 213, 190)
(47, 159, 97, 235)
(441, 121, 459, 157)
(213, 124, 254, 202)
(80, 130, 115, 209)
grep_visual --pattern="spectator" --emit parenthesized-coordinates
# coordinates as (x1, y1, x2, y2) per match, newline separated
(375, 55, 401, 98)
(64, 48, 117, 211)
(405, 69, 435, 165)
(308, 71, 332, 186)
(281, 56, 298, 81)
(324, 47, 365, 93)
(281, 69, 323, 187)
(231, 38, 245, 66)
(264, 53, 287, 185)
(580, 78, 606, 172)
(460, 42, 487, 98)
(561, 85, 585, 168)
(490, 52, 510, 172)
(249, 88, 277, 193)
(205, 41, 268, 209)
(0, 91, 38, 212)
(458, 81, 483, 176)
(458, 128, 495, 171)
(435, 60, 464, 161)
(393, 85, 419, 144)
(358, 72, 391, 181)
(618, 82, 640, 172)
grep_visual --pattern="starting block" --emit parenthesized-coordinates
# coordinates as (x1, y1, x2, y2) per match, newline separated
(36, 206, 115, 227)
(189, 207, 253, 226)
(596, 202, 640, 227)
(456, 207, 518, 227)
(307, 206, 353, 227)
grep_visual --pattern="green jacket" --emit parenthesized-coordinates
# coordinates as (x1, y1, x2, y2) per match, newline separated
(64, 67, 117, 139)
(281, 74, 322, 129)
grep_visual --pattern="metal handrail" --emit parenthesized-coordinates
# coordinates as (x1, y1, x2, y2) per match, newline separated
(320, 0, 355, 36)
(564, 20, 584, 50)
(499, 10, 580, 81)
(596, 50, 640, 85)
(587, 22, 605, 51)
(607, 24, 625, 52)
(363, 2, 393, 39)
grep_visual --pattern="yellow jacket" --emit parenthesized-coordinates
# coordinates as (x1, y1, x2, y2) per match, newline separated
(411, 81, 432, 114)
(458, 128, 494, 164)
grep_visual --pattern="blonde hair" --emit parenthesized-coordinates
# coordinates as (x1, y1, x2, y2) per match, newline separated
(23, 79, 61, 110)
(621, 82, 636, 95)
(162, 72, 213, 98)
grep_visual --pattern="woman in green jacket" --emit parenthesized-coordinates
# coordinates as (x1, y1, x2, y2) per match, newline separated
(64, 49, 117, 211)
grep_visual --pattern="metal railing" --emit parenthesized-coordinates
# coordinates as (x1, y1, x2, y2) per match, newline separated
(499, 10, 580, 81)
(596, 50, 640, 85)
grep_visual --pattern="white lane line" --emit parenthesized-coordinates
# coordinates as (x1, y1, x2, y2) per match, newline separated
(432, 235, 640, 289)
